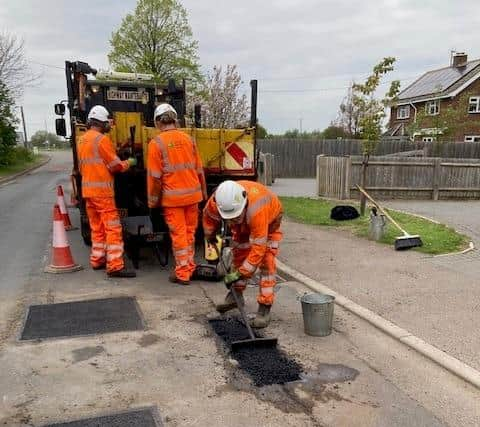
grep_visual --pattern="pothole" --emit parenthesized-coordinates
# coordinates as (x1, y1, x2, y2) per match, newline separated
(208, 316, 361, 420)
(209, 317, 302, 386)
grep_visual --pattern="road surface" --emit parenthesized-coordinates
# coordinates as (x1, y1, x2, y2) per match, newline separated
(0, 160, 478, 426)
(0, 151, 72, 339)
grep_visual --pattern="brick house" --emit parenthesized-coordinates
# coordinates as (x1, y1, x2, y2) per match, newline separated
(387, 53, 480, 142)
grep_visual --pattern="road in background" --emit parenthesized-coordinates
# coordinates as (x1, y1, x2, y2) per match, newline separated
(0, 151, 72, 337)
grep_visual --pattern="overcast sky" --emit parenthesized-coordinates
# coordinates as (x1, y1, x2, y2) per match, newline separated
(1, 0, 480, 137)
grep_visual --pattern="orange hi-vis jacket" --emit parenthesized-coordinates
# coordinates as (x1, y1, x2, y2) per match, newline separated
(78, 129, 129, 198)
(203, 180, 283, 277)
(147, 129, 207, 208)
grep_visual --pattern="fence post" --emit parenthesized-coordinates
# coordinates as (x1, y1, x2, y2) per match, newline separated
(258, 152, 267, 185)
(432, 158, 441, 200)
(343, 157, 351, 199)
(316, 155, 324, 196)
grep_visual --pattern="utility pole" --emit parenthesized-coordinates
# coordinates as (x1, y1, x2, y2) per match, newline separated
(299, 117, 303, 134)
(20, 106, 28, 148)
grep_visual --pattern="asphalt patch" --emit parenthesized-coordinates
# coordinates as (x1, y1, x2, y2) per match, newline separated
(209, 318, 303, 386)
(40, 407, 160, 426)
(20, 297, 144, 340)
(72, 346, 105, 363)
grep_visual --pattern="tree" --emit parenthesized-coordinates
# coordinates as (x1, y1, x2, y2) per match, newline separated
(108, 0, 201, 83)
(278, 129, 323, 139)
(257, 123, 268, 139)
(351, 57, 400, 214)
(0, 32, 38, 98)
(322, 124, 349, 139)
(189, 65, 249, 129)
(0, 81, 17, 166)
(334, 83, 362, 138)
(30, 130, 64, 148)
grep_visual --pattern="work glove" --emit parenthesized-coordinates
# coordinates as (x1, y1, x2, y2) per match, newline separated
(224, 270, 242, 288)
(127, 157, 137, 167)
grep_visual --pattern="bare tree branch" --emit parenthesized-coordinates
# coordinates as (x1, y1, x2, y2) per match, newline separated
(0, 32, 40, 98)
(188, 65, 249, 129)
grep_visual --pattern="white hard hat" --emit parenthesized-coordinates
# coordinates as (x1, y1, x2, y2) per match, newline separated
(215, 181, 247, 219)
(87, 105, 110, 123)
(154, 103, 177, 121)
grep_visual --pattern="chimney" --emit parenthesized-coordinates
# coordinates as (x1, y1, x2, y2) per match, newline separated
(452, 52, 468, 68)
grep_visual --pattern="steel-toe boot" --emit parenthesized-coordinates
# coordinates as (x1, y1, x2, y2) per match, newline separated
(250, 304, 271, 328)
(216, 290, 244, 313)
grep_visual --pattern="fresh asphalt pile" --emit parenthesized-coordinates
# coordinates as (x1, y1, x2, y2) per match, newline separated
(209, 318, 303, 386)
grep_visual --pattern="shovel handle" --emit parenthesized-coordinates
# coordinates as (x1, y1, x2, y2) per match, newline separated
(230, 287, 256, 340)
(356, 185, 408, 235)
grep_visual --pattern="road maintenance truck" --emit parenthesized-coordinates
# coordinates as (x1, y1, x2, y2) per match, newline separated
(54, 60, 258, 266)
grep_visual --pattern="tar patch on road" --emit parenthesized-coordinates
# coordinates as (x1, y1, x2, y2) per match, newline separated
(209, 318, 302, 386)
(20, 297, 145, 340)
(40, 407, 160, 426)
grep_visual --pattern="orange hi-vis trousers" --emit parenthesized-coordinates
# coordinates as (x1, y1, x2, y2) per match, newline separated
(164, 203, 198, 281)
(86, 197, 124, 273)
(231, 228, 282, 306)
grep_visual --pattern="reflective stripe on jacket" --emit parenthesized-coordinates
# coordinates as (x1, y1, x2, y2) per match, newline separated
(77, 129, 129, 198)
(146, 129, 206, 208)
(202, 180, 283, 277)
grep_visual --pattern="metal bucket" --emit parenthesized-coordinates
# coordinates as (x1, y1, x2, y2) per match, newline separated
(301, 293, 335, 337)
(369, 213, 386, 241)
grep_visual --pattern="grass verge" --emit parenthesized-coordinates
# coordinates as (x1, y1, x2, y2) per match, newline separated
(0, 154, 46, 178)
(280, 197, 469, 255)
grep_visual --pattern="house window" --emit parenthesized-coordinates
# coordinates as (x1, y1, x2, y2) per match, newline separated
(425, 100, 440, 115)
(422, 137, 434, 142)
(397, 105, 410, 119)
(468, 97, 480, 113)
(464, 135, 480, 142)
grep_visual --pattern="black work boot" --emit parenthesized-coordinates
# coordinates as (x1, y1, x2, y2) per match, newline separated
(169, 271, 190, 286)
(250, 304, 272, 328)
(216, 290, 244, 313)
(107, 268, 136, 278)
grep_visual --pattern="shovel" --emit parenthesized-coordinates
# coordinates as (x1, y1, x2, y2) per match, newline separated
(229, 287, 278, 352)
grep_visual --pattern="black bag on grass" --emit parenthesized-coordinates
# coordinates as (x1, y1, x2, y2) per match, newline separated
(330, 205, 360, 221)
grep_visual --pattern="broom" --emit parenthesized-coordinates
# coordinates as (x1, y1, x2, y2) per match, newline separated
(356, 185, 423, 250)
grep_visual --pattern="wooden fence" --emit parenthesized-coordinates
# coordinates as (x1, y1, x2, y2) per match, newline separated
(317, 155, 480, 200)
(259, 138, 480, 178)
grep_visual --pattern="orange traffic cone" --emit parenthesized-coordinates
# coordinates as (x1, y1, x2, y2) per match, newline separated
(45, 204, 82, 274)
(57, 185, 76, 230)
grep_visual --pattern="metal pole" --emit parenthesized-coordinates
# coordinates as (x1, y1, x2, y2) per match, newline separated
(20, 106, 28, 148)
(250, 80, 258, 128)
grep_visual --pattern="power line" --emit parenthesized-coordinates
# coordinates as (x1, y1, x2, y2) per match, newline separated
(258, 76, 416, 94)
(28, 60, 64, 70)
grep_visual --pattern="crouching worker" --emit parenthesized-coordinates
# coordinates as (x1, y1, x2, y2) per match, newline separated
(147, 103, 207, 285)
(203, 180, 283, 328)
(78, 105, 137, 277)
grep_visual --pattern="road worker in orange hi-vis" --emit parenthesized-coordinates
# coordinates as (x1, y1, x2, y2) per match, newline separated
(78, 105, 137, 278)
(147, 103, 207, 285)
(203, 180, 283, 329)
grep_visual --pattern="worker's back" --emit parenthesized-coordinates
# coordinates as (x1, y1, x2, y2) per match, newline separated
(238, 180, 282, 225)
(147, 129, 203, 207)
(78, 129, 114, 198)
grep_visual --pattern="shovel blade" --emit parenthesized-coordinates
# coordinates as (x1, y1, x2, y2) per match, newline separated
(231, 337, 278, 352)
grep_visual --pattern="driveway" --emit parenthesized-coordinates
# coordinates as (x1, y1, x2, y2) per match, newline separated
(384, 200, 480, 244)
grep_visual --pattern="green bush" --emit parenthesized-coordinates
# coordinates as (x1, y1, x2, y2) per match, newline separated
(13, 146, 34, 162)
(0, 80, 17, 166)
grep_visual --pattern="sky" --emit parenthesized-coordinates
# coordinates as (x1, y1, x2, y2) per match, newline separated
(1, 0, 480, 137)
